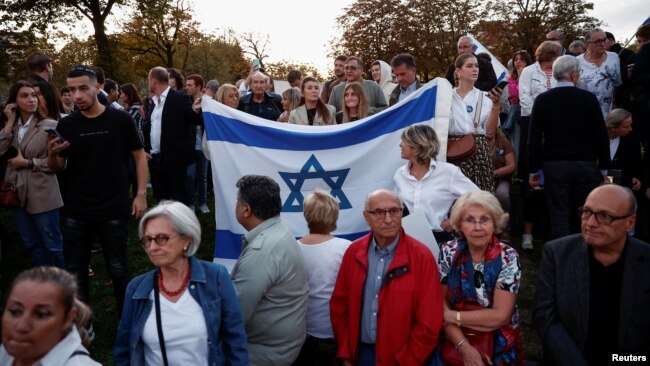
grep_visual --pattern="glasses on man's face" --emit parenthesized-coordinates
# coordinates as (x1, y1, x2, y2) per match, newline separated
(344, 66, 358, 71)
(546, 37, 560, 41)
(366, 207, 403, 219)
(463, 216, 493, 227)
(578, 207, 632, 225)
(588, 38, 607, 45)
(141, 234, 181, 248)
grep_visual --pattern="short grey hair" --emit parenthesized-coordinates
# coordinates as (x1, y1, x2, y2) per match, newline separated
(457, 36, 473, 46)
(552, 55, 580, 81)
(138, 201, 202, 257)
(569, 40, 585, 49)
(605, 108, 632, 129)
(585, 28, 605, 42)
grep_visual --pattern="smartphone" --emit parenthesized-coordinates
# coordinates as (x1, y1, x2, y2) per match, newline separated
(45, 128, 66, 142)
(495, 80, 508, 90)
(252, 58, 261, 71)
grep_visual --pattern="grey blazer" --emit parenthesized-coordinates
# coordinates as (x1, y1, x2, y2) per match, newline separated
(0, 117, 63, 214)
(534, 234, 650, 365)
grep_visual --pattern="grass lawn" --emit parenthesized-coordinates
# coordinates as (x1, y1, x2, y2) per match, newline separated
(0, 193, 545, 365)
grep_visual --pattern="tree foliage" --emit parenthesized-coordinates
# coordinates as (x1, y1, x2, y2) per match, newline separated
(238, 32, 271, 70)
(0, 0, 125, 76)
(121, 0, 198, 68)
(265, 61, 324, 82)
(183, 32, 249, 85)
(482, 0, 601, 62)
(331, 0, 601, 79)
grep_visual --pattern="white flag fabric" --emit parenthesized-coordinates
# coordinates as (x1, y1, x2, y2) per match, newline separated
(467, 34, 508, 82)
(202, 78, 453, 268)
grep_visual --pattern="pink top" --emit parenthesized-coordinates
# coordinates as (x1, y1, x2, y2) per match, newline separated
(507, 78, 519, 105)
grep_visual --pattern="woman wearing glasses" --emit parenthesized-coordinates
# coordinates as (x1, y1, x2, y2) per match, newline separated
(114, 201, 248, 366)
(437, 191, 523, 366)
(394, 124, 478, 244)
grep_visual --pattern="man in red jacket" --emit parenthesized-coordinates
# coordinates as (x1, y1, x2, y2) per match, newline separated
(330, 189, 443, 366)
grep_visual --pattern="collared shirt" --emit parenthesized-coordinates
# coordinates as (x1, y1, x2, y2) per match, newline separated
(394, 160, 479, 231)
(17, 114, 34, 143)
(0, 325, 100, 365)
(398, 80, 418, 102)
(150, 86, 170, 154)
(360, 234, 399, 343)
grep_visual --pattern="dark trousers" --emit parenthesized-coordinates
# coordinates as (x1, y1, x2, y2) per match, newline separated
(543, 161, 601, 239)
(292, 335, 337, 366)
(63, 216, 130, 317)
(148, 154, 187, 204)
(357, 343, 375, 366)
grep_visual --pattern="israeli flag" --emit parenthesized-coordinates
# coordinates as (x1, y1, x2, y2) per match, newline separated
(468, 34, 508, 83)
(202, 79, 452, 269)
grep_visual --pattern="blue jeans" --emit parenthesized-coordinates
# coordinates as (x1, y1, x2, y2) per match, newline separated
(63, 216, 129, 316)
(12, 207, 64, 268)
(185, 149, 208, 206)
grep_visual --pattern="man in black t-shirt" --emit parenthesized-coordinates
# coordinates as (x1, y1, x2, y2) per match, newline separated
(47, 65, 148, 316)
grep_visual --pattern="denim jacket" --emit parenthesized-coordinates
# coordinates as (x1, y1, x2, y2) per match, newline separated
(113, 256, 248, 366)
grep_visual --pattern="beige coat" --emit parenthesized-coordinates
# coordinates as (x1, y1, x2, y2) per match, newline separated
(0, 116, 63, 214)
(288, 104, 336, 126)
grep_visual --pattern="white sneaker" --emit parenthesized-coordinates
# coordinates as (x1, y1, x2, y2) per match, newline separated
(522, 234, 534, 250)
(198, 204, 210, 214)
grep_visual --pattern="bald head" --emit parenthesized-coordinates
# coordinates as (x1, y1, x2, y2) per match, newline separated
(365, 189, 401, 210)
(586, 185, 636, 215)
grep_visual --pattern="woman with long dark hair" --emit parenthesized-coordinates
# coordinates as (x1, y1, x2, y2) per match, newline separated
(288, 77, 335, 125)
(119, 83, 144, 140)
(0, 80, 64, 267)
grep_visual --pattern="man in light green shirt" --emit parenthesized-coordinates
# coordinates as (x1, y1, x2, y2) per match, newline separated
(232, 175, 308, 366)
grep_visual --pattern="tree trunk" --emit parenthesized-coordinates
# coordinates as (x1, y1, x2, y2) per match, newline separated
(92, 17, 114, 76)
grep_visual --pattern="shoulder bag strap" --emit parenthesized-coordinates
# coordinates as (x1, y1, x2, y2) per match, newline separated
(473, 92, 483, 132)
(154, 271, 170, 366)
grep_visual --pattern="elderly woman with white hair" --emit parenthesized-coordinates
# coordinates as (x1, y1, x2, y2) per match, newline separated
(114, 201, 248, 366)
(606, 108, 642, 190)
(437, 191, 523, 365)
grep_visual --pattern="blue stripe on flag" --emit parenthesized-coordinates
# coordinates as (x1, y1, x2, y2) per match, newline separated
(204, 86, 437, 151)
(215, 229, 369, 259)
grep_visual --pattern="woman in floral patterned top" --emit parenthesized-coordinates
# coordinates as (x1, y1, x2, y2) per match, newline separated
(438, 191, 523, 365)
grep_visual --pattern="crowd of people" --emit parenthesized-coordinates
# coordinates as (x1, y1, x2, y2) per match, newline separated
(1, 23, 650, 366)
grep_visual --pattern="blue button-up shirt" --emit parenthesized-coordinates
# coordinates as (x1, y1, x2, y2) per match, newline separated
(398, 81, 418, 102)
(360, 234, 399, 343)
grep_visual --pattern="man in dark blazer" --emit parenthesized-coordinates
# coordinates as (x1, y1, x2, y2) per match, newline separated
(144, 66, 202, 203)
(534, 185, 650, 365)
(528, 55, 610, 239)
(388, 53, 422, 106)
(444, 36, 496, 91)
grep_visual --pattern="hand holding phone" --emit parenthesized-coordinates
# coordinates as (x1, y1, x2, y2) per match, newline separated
(45, 128, 66, 142)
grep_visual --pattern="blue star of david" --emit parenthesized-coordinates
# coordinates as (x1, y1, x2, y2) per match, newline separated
(279, 154, 351, 212)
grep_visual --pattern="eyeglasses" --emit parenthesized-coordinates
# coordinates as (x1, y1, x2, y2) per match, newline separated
(578, 207, 633, 225)
(344, 66, 359, 71)
(141, 234, 182, 248)
(462, 217, 493, 226)
(546, 37, 560, 41)
(588, 38, 607, 45)
(366, 207, 403, 219)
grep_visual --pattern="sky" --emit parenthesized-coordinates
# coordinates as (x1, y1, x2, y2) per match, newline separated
(190, 0, 648, 76)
